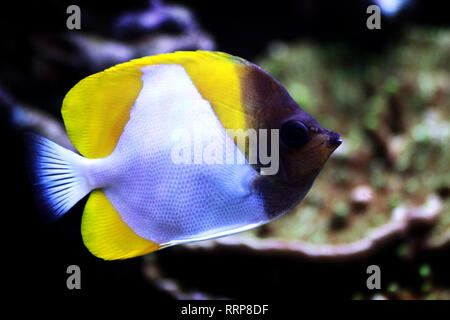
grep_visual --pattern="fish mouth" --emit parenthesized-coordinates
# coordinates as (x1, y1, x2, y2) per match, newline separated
(326, 132, 342, 149)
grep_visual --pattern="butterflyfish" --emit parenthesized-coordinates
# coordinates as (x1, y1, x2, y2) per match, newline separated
(27, 51, 342, 260)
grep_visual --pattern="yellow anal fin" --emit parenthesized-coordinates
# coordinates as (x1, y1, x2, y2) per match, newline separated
(81, 190, 159, 260)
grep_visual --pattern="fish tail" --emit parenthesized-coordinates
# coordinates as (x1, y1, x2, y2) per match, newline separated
(26, 133, 93, 222)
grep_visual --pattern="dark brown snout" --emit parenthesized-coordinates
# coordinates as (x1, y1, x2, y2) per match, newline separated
(327, 131, 342, 149)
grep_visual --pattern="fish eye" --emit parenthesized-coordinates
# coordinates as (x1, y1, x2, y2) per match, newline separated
(280, 120, 310, 148)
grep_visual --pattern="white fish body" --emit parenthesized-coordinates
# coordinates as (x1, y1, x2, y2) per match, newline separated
(87, 64, 267, 245)
(27, 51, 341, 260)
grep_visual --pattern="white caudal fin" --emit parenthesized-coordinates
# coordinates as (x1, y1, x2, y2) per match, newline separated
(26, 133, 93, 222)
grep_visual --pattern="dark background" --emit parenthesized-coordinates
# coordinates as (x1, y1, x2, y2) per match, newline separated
(0, 0, 448, 300)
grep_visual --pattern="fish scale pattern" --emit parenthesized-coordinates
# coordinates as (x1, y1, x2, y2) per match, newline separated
(89, 64, 268, 244)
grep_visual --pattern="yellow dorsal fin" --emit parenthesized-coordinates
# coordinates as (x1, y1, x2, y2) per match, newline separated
(62, 51, 249, 159)
(81, 190, 160, 260)
(62, 66, 143, 159)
